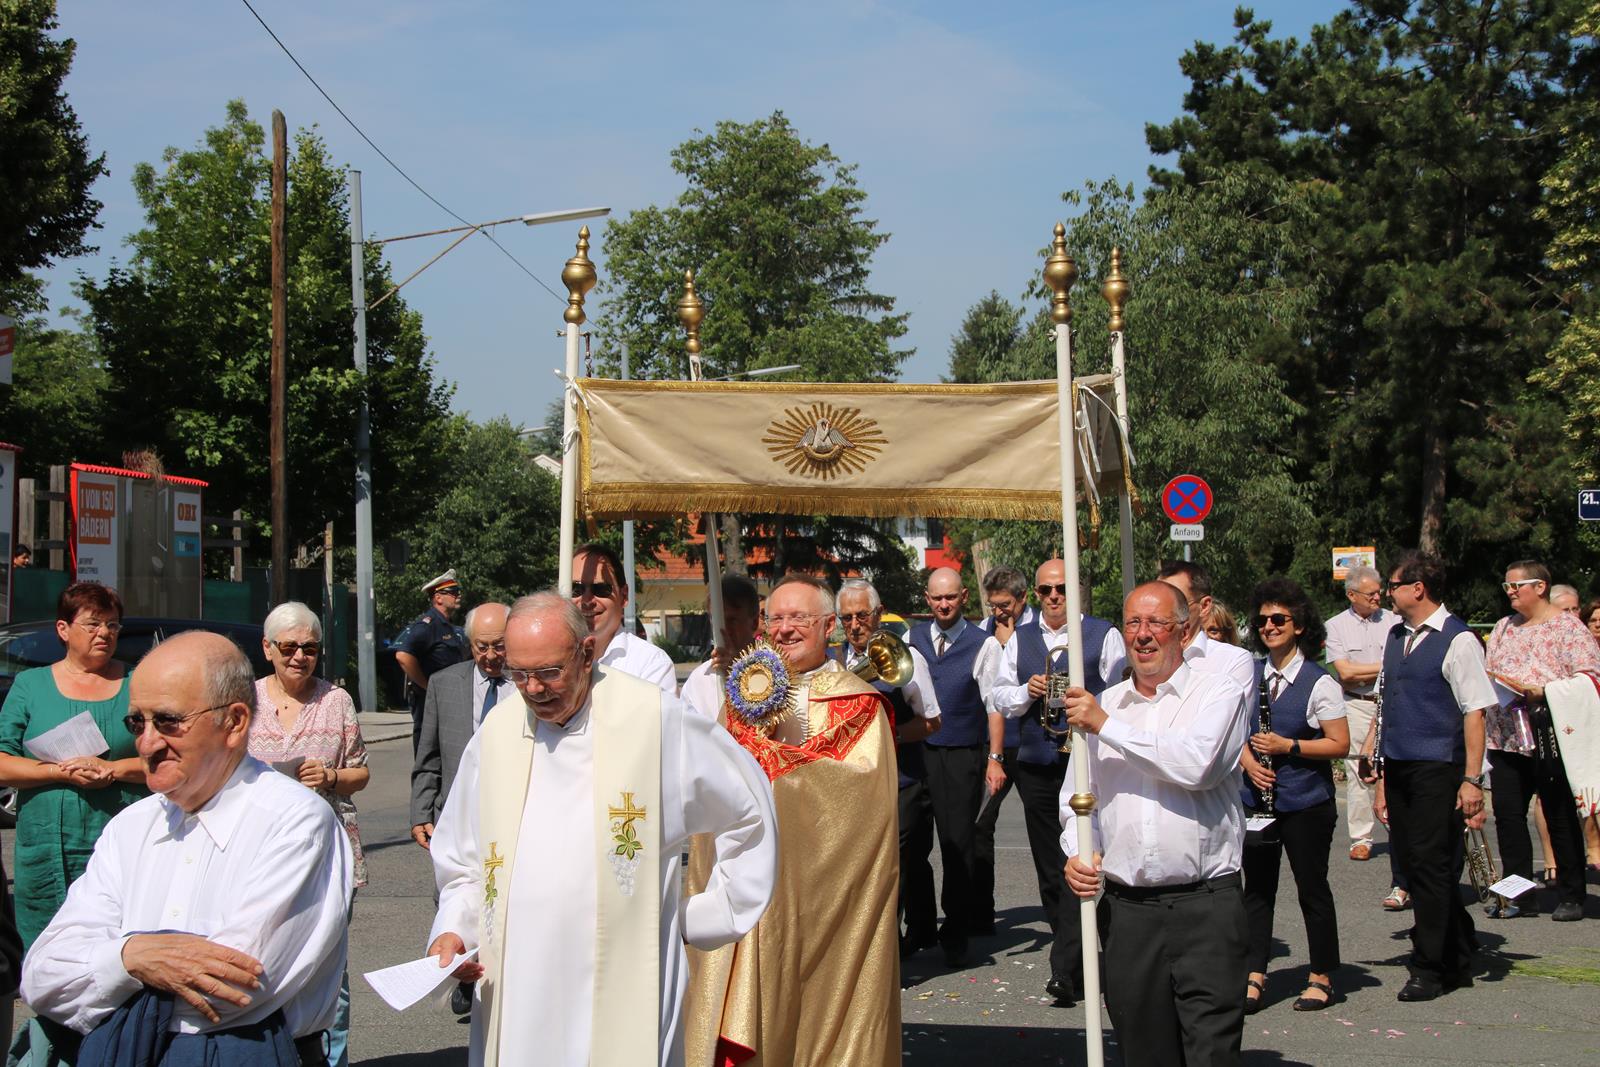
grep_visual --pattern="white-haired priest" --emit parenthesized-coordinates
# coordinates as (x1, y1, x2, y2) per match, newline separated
(21, 631, 353, 1064)
(427, 592, 778, 1067)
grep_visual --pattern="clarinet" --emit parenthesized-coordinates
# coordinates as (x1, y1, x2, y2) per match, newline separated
(1369, 673, 1385, 781)
(1257, 675, 1276, 817)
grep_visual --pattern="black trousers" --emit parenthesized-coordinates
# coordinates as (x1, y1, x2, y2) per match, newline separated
(1242, 799, 1340, 975)
(923, 743, 986, 947)
(1488, 748, 1588, 905)
(1012, 757, 1083, 986)
(1101, 874, 1248, 1067)
(1385, 760, 1477, 981)
(971, 746, 1016, 932)
(898, 779, 937, 941)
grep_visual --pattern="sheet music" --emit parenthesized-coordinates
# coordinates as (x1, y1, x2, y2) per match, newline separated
(1488, 873, 1538, 899)
(362, 947, 479, 1011)
(1244, 815, 1277, 834)
(24, 711, 111, 763)
(272, 755, 308, 778)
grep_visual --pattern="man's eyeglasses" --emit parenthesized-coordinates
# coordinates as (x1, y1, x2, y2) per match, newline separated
(570, 581, 616, 600)
(1253, 613, 1294, 629)
(472, 641, 507, 654)
(768, 612, 824, 629)
(274, 641, 321, 658)
(123, 704, 233, 737)
(1036, 584, 1067, 597)
(1348, 588, 1381, 601)
(503, 664, 569, 685)
(1501, 579, 1542, 594)
(1122, 617, 1179, 635)
(75, 619, 122, 635)
(838, 611, 875, 624)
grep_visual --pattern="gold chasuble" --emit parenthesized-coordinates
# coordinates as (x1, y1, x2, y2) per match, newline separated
(476, 667, 662, 1067)
(683, 667, 900, 1067)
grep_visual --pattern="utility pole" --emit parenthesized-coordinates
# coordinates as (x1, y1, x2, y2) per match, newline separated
(349, 169, 377, 714)
(269, 110, 289, 606)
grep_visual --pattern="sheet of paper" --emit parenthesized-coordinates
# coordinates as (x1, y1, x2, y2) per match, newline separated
(1488, 873, 1539, 899)
(363, 947, 479, 1012)
(1491, 678, 1522, 709)
(272, 756, 308, 778)
(1245, 815, 1278, 833)
(24, 710, 111, 763)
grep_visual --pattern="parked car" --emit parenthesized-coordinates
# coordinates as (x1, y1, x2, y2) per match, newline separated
(0, 617, 271, 828)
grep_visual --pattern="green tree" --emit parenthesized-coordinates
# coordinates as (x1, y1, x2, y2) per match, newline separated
(947, 174, 1323, 616)
(0, 306, 106, 475)
(1145, 1, 1589, 616)
(594, 111, 909, 383)
(0, 0, 105, 287)
(77, 102, 454, 565)
(375, 418, 562, 633)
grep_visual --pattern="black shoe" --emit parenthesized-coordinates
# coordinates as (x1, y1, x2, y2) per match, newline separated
(450, 980, 474, 1015)
(1045, 976, 1076, 1006)
(1552, 901, 1584, 922)
(941, 941, 970, 968)
(968, 919, 996, 937)
(900, 930, 938, 958)
(1396, 976, 1443, 1002)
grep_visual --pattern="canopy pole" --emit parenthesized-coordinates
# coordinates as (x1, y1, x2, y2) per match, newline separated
(557, 227, 597, 598)
(1103, 247, 1135, 600)
(678, 270, 728, 678)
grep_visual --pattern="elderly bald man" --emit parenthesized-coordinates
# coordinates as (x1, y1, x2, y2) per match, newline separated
(22, 631, 352, 1064)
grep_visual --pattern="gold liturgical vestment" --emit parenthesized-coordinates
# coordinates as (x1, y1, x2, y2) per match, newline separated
(683, 668, 900, 1066)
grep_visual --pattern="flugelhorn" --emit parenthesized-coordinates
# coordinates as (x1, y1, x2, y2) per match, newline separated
(1040, 640, 1073, 753)
(850, 629, 915, 688)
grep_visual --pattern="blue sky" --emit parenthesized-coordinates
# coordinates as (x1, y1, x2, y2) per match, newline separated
(42, 1, 1346, 428)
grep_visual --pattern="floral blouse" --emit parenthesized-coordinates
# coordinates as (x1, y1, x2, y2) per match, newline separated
(248, 677, 370, 887)
(1485, 610, 1600, 755)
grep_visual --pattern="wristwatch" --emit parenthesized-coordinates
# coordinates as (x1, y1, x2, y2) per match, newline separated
(1289, 740, 1301, 758)
(1463, 774, 1485, 788)
(987, 753, 1005, 764)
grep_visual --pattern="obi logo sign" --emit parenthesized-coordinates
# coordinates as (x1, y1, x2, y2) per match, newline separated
(77, 481, 117, 545)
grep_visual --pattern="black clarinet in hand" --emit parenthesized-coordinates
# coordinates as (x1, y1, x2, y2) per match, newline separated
(1257, 675, 1275, 817)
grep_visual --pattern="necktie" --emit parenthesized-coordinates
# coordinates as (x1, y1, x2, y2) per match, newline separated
(1269, 674, 1284, 702)
(481, 676, 503, 721)
(1404, 624, 1429, 657)
(936, 633, 947, 658)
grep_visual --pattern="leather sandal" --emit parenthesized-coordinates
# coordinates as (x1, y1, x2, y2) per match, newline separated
(1245, 977, 1266, 1014)
(1293, 978, 1333, 1012)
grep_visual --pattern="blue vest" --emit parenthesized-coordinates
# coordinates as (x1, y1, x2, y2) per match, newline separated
(909, 621, 988, 747)
(1379, 613, 1473, 764)
(1240, 658, 1335, 813)
(830, 646, 922, 787)
(1005, 616, 1116, 765)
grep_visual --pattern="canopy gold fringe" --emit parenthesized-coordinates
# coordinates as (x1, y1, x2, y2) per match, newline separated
(581, 484, 1063, 522)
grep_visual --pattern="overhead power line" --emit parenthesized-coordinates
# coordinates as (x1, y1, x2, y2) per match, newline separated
(237, 0, 565, 303)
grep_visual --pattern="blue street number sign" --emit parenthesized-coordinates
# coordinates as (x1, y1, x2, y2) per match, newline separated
(1581, 489, 1600, 522)
(1162, 475, 1213, 525)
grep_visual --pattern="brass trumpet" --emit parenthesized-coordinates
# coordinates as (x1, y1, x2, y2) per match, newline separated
(1040, 640, 1073, 753)
(1464, 824, 1508, 912)
(850, 629, 915, 689)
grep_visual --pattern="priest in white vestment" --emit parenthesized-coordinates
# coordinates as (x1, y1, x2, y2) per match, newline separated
(428, 592, 777, 1067)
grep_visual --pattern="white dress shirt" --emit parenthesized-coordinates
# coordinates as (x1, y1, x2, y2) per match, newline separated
(23, 757, 353, 1037)
(1060, 664, 1249, 887)
(1263, 652, 1346, 730)
(472, 664, 508, 729)
(597, 630, 677, 695)
(1322, 606, 1394, 697)
(1182, 630, 1257, 693)
(842, 644, 941, 721)
(1384, 605, 1498, 714)
(990, 615, 1128, 717)
(430, 692, 776, 1067)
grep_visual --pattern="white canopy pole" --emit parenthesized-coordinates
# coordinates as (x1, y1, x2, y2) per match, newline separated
(677, 270, 728, 677)
(1103, 248, 1135, 600)
(557, 227, 598, 598)
(1044, 223, 1105, 1067)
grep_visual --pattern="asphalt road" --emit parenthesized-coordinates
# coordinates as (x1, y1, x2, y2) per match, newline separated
(12, 717, 1600, 1064)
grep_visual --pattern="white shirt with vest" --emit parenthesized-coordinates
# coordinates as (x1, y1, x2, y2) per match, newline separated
(1263, 652, 1347, 730)
(1060, 664, 1250, 887)
(1381, 605, 1497, 715)
(989, 614, 1128, 717)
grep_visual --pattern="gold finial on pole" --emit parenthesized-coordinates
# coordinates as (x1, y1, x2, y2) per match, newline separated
(676, 268, 704, 354)
(1102, 246, 1130, 333)
(562, 225, 597, 325)
(1043, 222, 1078, 325)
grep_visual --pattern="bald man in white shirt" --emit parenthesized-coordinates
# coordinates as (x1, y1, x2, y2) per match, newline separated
(1063, 581, 1251, 1066)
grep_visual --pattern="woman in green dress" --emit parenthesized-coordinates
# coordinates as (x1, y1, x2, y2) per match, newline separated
(0, 582, 145, 952)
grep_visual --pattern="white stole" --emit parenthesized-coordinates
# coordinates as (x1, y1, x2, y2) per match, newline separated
(475, 666, 663, 1067)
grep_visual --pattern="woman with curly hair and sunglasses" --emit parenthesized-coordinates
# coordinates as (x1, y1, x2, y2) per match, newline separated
(1238, 577, 1348, 1014)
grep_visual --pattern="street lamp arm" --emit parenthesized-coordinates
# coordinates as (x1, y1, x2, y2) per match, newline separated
(367, 225, 482, 312)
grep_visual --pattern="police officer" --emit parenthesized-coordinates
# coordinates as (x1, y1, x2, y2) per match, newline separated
(395, 568, 468, 751)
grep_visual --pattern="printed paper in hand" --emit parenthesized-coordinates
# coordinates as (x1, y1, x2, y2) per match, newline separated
(1245, 815, 1277, 834)
(363, 947, 479, 1012)
(24, 711, 110, 763)
(272, 756, 308, 778)
(1487, 873, 1539, 900)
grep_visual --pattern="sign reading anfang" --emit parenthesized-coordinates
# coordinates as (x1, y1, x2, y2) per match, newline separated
(764, 402, 886, 480)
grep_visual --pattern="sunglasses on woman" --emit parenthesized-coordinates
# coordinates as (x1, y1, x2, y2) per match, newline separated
(1253, 613, 1295, 629)
(274, 641, 321, 658)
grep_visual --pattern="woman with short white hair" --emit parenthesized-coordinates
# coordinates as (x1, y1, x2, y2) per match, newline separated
(248, 600, 369, 1066)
